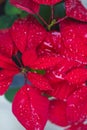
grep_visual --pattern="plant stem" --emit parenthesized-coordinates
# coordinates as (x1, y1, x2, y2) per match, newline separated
(51, 5, 54, 20)
(56, 16, 68, 24)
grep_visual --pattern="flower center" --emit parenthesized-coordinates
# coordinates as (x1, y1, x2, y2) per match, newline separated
(21, 66, 30, 73)
(48, 19, 56, 30)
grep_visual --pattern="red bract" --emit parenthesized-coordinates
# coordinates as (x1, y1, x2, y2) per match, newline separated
(0, 29, 17, 57)
(65, 0, 87, 22)
(67, 87, 87, 123)
(49, 86, 87, 127)
(11, 16, 46, 53)
(0, 55, 19, 95)
(65, 68, 87, 84)
(37, 31, 62, 57)
(45, 57, 82, 100)
(48, 81, 79, 101)
(45, 58, 81, 83)
(10, 0, 40, 14)
(60, 19, 87, 64)
(11, 18, 29, 53)
(12, 85, 49, 130)
(66, 123, 87, 130)
(33, 0, 62, 5)
(49, 100, 69, 127)
(62, 47, 87, 64)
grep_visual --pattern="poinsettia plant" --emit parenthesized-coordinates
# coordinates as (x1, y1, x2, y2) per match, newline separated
(1, 0, 87, 130)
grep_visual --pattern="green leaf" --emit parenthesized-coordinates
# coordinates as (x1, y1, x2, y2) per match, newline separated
(0, 15, 17, 29)
(30, 69, 45, 75)
(5, 0, 22, 15)
(54, 2, 66, 18)
(5, 88, 20, 102)
(20, 11, 29, 18)
(39, 5, 51, 23)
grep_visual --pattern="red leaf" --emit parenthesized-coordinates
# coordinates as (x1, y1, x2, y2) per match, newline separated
(27, 17, 46, 49)
(45, 68, 64, 84)
(10, 0, 40, 14)
(0, 77, 12, 95)
(67, 87, 87, 123)
(22, 50, 64, 70)
(11, 18, 29, 53)
(60, 19, 87, 55)
(65, 68, 87, 84)
(28, 72, 52, 90)
(50, 81, 78, 100)
(37, 31, 62, 57)
(22, 50, 37, 67)
(33, 0, 62, 5)
(12, 85, 49, 130)
(62, 46, 87, 64)
(0, 70, 17, 95)
(0, 29, 15, 57)
(65, 0, 87, 22)
(45, 58, 80, 84)
(60, 19, 87, 63)
(32, 56, 65, 70)
(49, 100, 69, 127)
(0, 54, 18, 70)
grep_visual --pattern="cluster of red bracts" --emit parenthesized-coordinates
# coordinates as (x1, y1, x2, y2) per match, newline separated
(0, 0, 87, 130)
